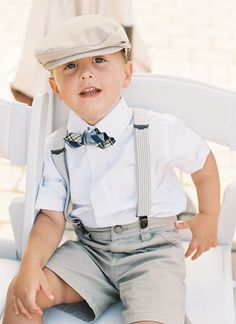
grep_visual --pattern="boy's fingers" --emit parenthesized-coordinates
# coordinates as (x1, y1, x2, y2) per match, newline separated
(212, 240, 218, 247)
(175, 220, 190, 230)
(185, 246, 195, 258)
(12, 295, 19, 315)
(185, 240, 198, 258)
(186, 240, 206, 260)
(41, 282, 55, 301)
(191, 248, 204, 260)
(25, 290, 42, 314)
(16, 297, 33, 320)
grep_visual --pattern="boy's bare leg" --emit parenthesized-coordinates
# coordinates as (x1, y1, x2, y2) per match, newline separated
(2, 267, 83, 324)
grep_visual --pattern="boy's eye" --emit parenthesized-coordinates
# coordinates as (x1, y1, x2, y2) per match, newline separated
(65, 63, 78, 70)
(93, 57, 106, 63)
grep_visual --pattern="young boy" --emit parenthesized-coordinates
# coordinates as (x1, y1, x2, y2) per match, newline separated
(3, 15, 220, 324)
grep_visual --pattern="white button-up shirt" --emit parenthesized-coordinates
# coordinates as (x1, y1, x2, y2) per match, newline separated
(36, 98, 210, 227)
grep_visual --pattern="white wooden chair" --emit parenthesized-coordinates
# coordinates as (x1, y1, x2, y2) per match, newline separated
(1, 74, 236, 324)
(0, 93, 49, 318)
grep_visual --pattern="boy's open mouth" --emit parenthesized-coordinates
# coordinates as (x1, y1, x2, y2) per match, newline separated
(79, 87, 101, 97)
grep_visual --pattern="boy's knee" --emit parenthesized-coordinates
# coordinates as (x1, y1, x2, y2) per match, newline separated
(6, 273, 55, 311)
(5, 268, 82, 312)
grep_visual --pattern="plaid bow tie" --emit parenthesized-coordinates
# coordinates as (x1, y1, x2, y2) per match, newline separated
(64, 127, 116, 149)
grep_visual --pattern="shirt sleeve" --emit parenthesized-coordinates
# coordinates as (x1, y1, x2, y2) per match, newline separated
(35, 135, 67, 212)
(166, 115, 210, 174)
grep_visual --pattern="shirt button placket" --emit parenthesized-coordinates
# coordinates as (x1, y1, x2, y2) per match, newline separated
(88, 146, 107, 227)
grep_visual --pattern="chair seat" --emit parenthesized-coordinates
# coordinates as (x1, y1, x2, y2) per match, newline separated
(0, 258, 20, 317)
(44, 303, 123, 323)
(184, 242, 235, 324)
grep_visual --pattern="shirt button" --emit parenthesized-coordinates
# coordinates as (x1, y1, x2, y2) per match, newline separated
(113, 225, 124, 234)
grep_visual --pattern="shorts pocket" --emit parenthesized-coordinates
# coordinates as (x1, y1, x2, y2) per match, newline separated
(158, 228, 181, 245)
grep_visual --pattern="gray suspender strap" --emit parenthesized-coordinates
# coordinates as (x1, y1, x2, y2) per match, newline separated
(133, 108, 151, 228)
(50, 108, 151, 228)
(50, 125, 71, 217)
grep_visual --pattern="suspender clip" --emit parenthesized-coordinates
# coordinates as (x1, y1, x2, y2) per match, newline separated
(139, 216, 148, 229)
(51, 148, 65, 155)
(77, 220, 89, 234)
(133, 124, 149, 129)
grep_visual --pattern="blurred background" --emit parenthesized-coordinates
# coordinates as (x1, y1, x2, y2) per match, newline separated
(0, 0, 236, 259)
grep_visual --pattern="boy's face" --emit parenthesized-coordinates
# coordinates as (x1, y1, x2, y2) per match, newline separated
(49, 51, 132, 125)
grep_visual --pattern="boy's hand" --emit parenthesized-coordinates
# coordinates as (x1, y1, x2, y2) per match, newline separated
(175, 213, 218, 260)
(12, 265, 54, 319)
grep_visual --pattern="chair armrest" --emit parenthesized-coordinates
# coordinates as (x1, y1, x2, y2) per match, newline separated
(0, 239, 18, 260)
(218, 181, 236, 244)
(0, 258, 20, 320)
(9, 197, 25, 258)
(179, 182, 236, 244)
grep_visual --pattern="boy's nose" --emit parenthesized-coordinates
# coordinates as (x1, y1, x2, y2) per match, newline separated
(80, 71, 94, 80)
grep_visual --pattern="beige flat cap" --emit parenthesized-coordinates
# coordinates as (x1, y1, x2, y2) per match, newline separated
(35, 15, 131, 70)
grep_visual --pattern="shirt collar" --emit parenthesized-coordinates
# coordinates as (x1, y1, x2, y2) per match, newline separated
(67, 97, 133, 142)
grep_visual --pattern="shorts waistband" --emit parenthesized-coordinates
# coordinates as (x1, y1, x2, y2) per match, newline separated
(78, 216, 177, 240)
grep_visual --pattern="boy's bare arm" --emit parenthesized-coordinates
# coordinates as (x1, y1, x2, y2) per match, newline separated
(12, 210, 66, 318)
(22, 209, 66, 268)
(175, 151, 220, 260)
(191, 150, 220, 218)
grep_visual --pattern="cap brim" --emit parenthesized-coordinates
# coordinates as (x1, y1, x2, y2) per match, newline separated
(44, 46, 128, 70)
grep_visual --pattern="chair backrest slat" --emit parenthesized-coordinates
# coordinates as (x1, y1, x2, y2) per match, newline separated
(0, 100, 29, 165)
(0, 94, 49, 257)
(122, 74, 236, 150)
(0, 101, 12, 160)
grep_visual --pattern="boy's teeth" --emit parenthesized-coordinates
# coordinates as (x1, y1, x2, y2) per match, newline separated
(82, 88, 98, 94)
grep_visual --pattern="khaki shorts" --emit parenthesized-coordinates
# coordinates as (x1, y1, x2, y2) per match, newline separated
(46, 216, 187, 324)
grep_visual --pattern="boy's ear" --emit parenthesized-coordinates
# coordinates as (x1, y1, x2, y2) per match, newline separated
(123, 61, 132, 88)
(48, 77, 61, 99)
